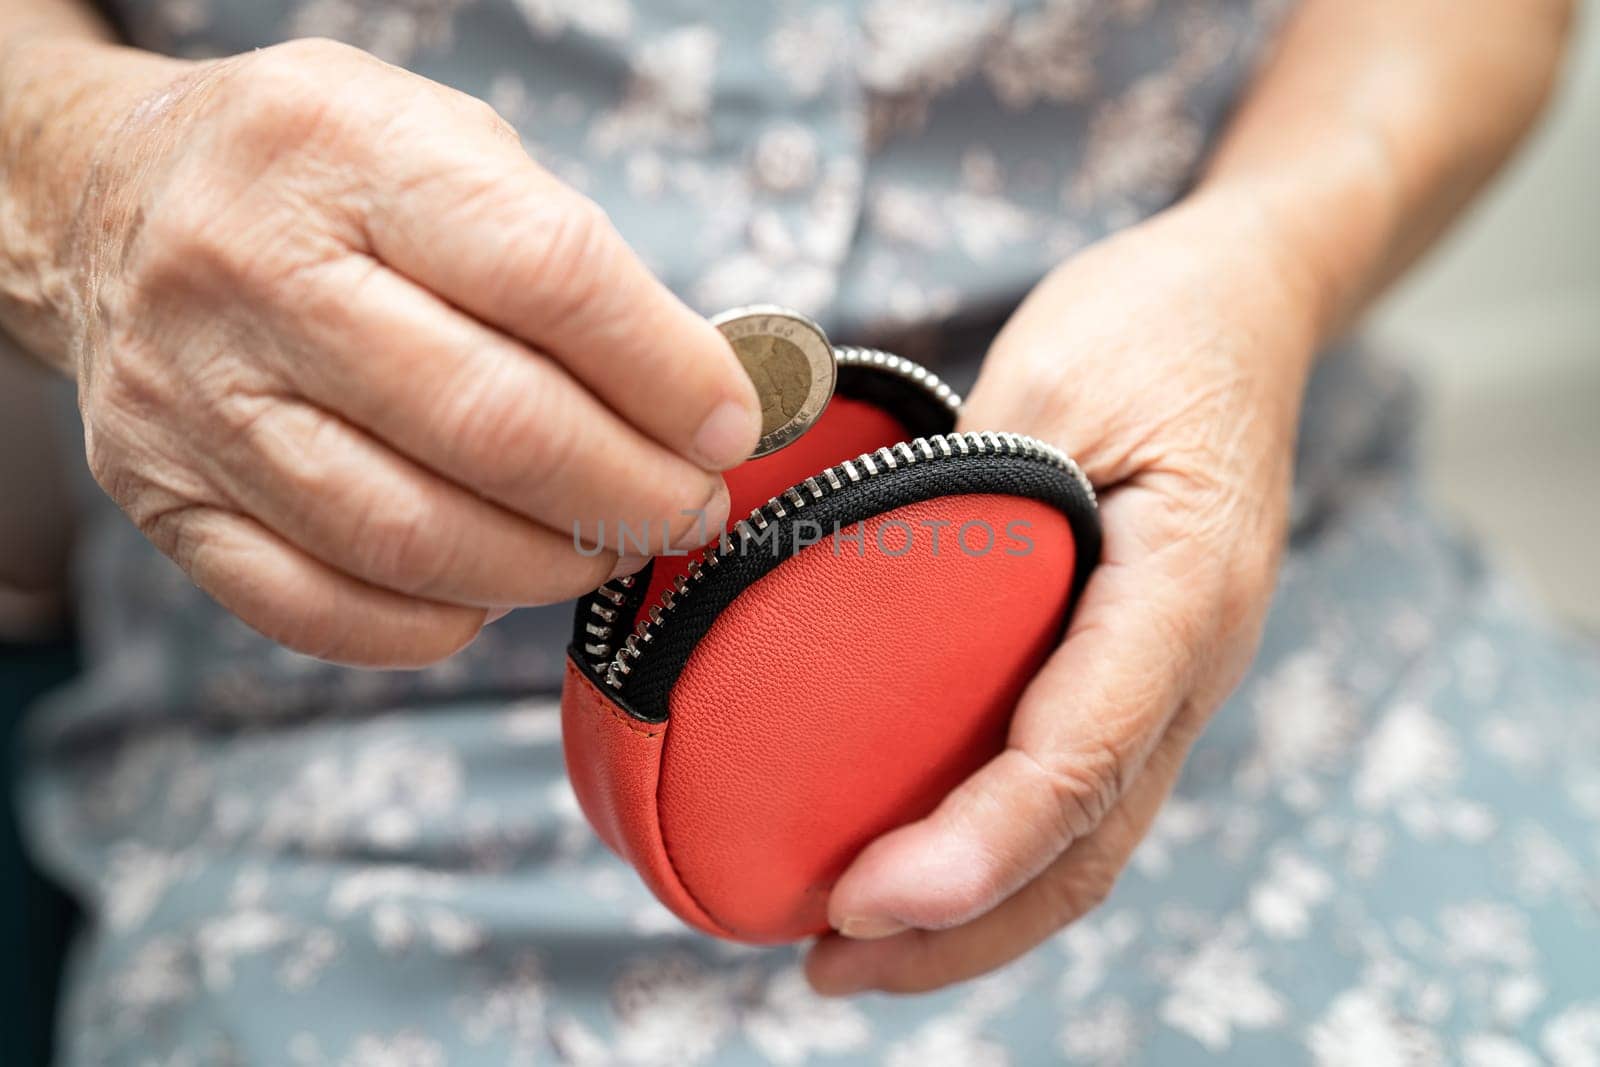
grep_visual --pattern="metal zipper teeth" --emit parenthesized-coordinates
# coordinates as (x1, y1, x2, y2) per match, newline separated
(832, 345, 964, 416)
(579, 573, 638, 663)
(593, 428, 1094, 691)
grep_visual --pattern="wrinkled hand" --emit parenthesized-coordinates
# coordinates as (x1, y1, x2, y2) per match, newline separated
(67, 39, 758, 665)
(807, 194, 1320, 993)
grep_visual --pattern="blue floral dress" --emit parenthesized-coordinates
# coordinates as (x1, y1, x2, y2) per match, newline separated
(22, 1, 1600, 1063)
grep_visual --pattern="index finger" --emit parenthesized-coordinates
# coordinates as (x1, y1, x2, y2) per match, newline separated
(364, 118, 761, 470)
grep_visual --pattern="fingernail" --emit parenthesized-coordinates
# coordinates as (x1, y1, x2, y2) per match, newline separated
(607, 554, 649, 581)
(837, 916, 909, 940)
(692, 399, 760, 470)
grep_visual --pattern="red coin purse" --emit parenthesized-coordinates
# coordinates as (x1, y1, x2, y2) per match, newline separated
(560, 347, 1100, 943)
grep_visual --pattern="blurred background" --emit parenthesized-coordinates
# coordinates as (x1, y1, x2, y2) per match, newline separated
(1372, 4, 1599, 632)
(0, 8, 1594, 1064)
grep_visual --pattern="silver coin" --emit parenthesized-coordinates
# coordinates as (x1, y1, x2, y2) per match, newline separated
(711, 305, 837, 459)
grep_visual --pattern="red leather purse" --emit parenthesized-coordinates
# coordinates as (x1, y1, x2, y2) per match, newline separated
(560, 346, 1100, 943)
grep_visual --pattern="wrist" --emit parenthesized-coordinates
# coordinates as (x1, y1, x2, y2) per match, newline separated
(0, 34, 196, 374)
(1143, 189, 1328, 387)
(1190, 124, 1403, 347)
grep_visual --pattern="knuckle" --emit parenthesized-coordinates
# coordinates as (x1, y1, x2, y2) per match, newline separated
(129, 494, 204, 568)
(134, 196, 251, 295)
(277, 408, 342, 486)
(216, 43, 341, 140)
(227, 37, 368, 104)
(517, 418, 582, 509)
(434, 355, 579, 506)
(212, 390, 289, 464)
(126, 48, 381, 299)
(455, 92, 519, 144)
(438, 174, 619, 329)
(230, 401, 352, 519)
(270, 36, 366, 67)
(136, 182, 348, 301)
(346, 492, 452, 594)
(518, 195, 617, 324)
(1027, 743, 1126, 844)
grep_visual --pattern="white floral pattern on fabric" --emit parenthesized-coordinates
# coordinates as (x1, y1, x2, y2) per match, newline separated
(21, 1, 1600, 1063)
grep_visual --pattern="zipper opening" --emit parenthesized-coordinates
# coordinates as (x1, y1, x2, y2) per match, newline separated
(574, 348, 1095, 702)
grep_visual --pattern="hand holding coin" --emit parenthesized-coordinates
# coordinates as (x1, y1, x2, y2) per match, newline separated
(712, 306, 838, 458)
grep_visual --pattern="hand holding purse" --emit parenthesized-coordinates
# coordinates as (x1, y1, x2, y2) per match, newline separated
(560, 315, 1100, 943)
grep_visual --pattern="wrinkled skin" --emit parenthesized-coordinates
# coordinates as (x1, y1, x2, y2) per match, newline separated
(800, 0, 1572, 994)
(808, 195, 1317, 993)
(63, 39, 760, 665)
(2, 0, 1567, 1000)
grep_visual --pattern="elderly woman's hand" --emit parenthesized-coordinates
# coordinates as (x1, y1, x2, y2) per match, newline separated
(54, 38, 759, 665)
(807, 192, 1320, 993)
